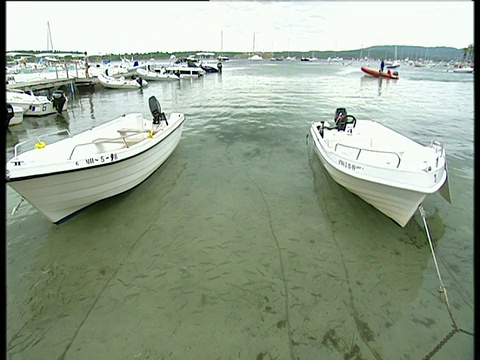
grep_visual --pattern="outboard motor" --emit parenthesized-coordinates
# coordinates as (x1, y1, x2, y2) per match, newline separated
(51, 90, 66, 113)
(334, 108, 347, 122)
(217, 62, 223, 73)
(6, 103, 14, 127)
(136, 77, 143, 86)
(148, 95, 168, 126)
(336, 117, 348, 131)
(334, 108, 347, 131)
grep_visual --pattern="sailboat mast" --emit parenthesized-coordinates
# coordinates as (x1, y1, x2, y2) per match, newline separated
(253, 32, 255, 53)
(47, 21, 54, 51)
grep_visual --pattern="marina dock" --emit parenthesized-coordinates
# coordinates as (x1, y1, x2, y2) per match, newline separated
(6, 77, 98, 94)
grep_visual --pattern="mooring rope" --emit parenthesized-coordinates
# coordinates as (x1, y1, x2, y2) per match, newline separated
(419, 205, 473, 359)
(11, 197, 25, 216)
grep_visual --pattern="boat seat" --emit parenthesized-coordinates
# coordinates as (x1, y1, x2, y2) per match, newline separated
(117, 128, 149, 136)
(92, 136, 144, 147)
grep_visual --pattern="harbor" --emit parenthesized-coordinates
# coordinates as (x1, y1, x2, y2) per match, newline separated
(6, 60, 474, 360)
(6, 2, 474, 359)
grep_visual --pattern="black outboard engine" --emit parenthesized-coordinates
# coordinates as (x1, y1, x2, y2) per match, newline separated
(51, 90, 67, 113)
(334, 108, 347, 122)
(136, 77, 143, 86)
(217, 62, 222, 73)
(6, 103, 14, 127)
(148, 95, 168, 126)
(334, 108, 347, 131)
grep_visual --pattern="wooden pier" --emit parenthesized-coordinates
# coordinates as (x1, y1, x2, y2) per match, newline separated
(6, 77, 98, 94)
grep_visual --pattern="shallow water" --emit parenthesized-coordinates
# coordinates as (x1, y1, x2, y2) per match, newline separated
(6, 60, 474, 359)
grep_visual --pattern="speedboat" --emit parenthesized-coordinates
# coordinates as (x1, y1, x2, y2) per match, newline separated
(308, 108, 450, 227)
(136, 68, 180, 81)
(97, 73, 148, 89)
(196, 52, 223, 73)
(6, 89, 68, 116)
(452, 66, 474, 74)
(386, 60, 401, 69)
(163, 65, 205, 79)
(6, 96, 185, 224)
(217, 55, 229, 61)
(162, 57, 207, 78)
(248, 54, 263, 61)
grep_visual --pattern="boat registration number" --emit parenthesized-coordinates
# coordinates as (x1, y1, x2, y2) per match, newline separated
(338, 159, 363, 171)
(76, 153, 118, 166)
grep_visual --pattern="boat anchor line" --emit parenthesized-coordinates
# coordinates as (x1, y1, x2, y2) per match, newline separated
(11, 197, 25, 216)
(418, 205, 473, 359)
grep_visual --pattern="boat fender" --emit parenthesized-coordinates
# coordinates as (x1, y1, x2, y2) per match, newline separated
(34, 141, 46, 149)
(147, 131, 155, 138)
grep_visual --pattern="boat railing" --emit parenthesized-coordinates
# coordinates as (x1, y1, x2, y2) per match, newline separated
(13, 129, 72, 159)
(68, 130, 150, 160)
(334, 143, 402, 168)
(430, 140, 444, 154)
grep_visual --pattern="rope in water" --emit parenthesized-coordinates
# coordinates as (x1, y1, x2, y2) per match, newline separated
(419, 205, 473, 359)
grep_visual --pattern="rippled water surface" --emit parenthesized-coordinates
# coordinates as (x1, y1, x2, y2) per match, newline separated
(6, 60, 474, 359)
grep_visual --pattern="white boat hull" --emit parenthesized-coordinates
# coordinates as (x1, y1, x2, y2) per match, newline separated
(97, 73, 147, 89)
(6, 112, 185, 223)
(164, 65, 205, 79)
(309, 117, 449, 227)
(453, 66, 474, 73)
(6, 90, 68, 117)
(136, 68, 180, 81)
(248, 54, 263, 61)
(9, 105, 25, 126)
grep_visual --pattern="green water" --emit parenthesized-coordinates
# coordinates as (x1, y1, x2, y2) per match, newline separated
(6, 60, 474, 359)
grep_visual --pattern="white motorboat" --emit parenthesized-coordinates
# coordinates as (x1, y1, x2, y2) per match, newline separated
(6, 96, 185, 224)
(248, 54, 263, 61)
(6, 89, 68, 116)
(196, 52, 223, 73)
(7, 103, 25, 126)
(136, 67, 180, 81)
(308, 108, 450, 227)
(386, 60, 401, 69)
(217, 55, 229, 61)
(97, 73, 148, 89)
(163, 60, 206, 79)
(452, 66, 474, 73)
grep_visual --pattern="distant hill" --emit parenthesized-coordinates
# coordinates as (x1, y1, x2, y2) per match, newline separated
(179, 45, 467, 62)
(322, 45, 466, 62)
(251, 45, 466, 62)
(6, 45, 468, 62)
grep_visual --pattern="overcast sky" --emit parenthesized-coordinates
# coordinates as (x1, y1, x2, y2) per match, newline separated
(6, 1, 474, 55)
